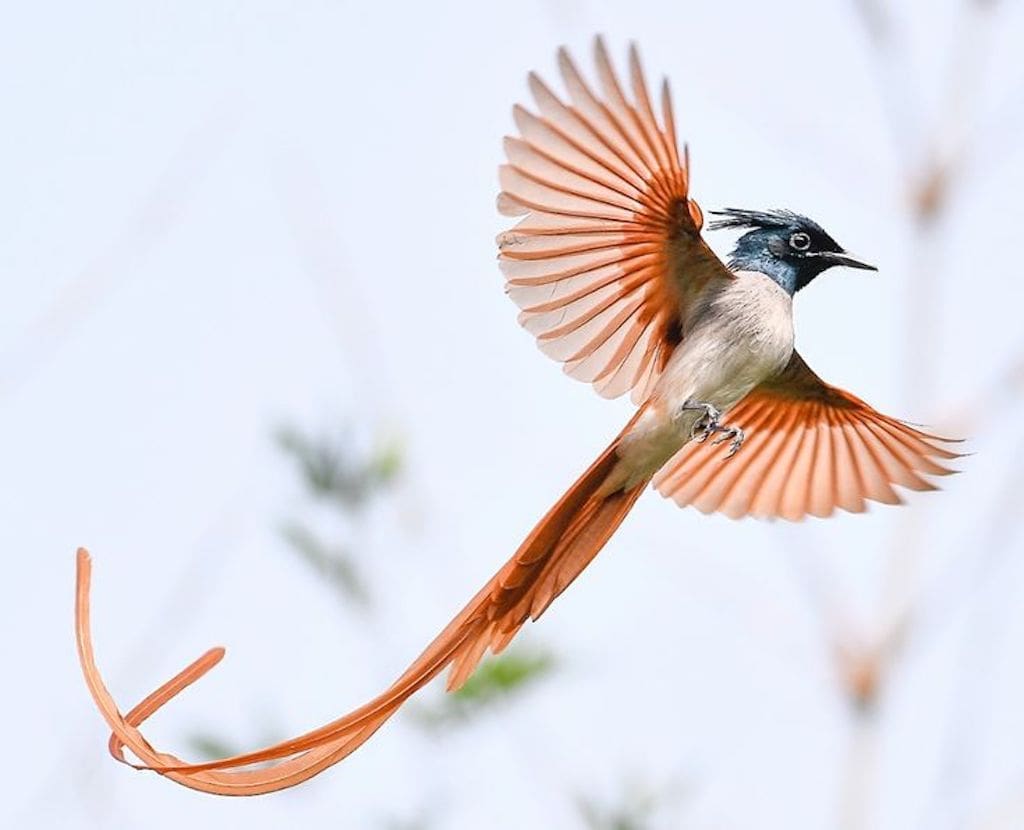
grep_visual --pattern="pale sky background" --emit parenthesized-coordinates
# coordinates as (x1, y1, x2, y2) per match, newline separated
(2, 1, 1024, 828)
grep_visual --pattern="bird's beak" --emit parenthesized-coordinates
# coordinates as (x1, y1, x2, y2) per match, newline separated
(822, 251, 878, 271)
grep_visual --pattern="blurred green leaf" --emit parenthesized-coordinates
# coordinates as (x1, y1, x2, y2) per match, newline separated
(412, 648, 555, 729)
(186, 733, 239, 762)
(281, 521, 370, 607)
(276, 425, 402, 508)
(370, 439, 403, 485)
(577, 787, 659, 830)
(186, 719, 285, 766)
(452, 649, 554, 703)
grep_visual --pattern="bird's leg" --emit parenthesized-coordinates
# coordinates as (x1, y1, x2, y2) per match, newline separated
(677, 399, 721, 441)
(676, 399, 746, 458)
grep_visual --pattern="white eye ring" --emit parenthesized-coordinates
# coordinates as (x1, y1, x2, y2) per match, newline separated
(790, 231, 811, 251)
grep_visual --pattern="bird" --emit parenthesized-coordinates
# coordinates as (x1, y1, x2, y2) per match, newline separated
(75, 37, 960, 795)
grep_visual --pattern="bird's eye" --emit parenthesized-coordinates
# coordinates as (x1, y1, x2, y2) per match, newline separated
(790, 232, 811, 251)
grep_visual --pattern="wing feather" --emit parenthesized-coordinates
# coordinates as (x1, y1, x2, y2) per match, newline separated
(806, 404, 835, 517)
(660, 402, 782, 510)
(754, 407, 813, 518)
(828, 407, 866, 514)
(557, 47, 650, 182)
(776, 402, 821, 521)
(628, 44, 673, 174)
(500, 37, 733, 403)
(654, 352, 960, 520)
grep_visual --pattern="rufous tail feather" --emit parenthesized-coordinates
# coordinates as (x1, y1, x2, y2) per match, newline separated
(75, 412, 649, 795)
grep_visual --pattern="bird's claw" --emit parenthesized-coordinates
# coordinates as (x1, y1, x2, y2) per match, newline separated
(712, 426, 746, 458)
(680, 400, 745, 458)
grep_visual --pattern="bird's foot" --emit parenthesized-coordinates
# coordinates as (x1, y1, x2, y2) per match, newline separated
(679, 400, 722, 441)
(712, 425, 746, 458)
(679, 399, 745, 457)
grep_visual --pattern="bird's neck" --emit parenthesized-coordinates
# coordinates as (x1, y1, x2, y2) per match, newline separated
(728, 251, 799, 296)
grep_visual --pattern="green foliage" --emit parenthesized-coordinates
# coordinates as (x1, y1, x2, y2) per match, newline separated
(413, 648, 555, 728)
(577, 785, 660, 830)
(186, 720, 286, 765)
(188, 418, 558, 818)
(275, 426, 401, 507)
(276, 423, 404, 607)
(183, 423, 404, 759)
(280, 521, 369, 607)
(185, 733, 239, 762)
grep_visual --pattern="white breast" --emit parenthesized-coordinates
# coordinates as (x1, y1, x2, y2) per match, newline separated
(612, 271, 795, 485)
(677, 270, 795, 408)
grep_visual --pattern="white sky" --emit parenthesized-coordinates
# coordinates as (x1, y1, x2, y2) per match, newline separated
(2, 1, 1024, 828)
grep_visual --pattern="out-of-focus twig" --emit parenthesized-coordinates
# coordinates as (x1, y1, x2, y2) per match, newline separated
(822, 3, 1005, 829)
(280, 521, 370, 607)
(272, 153, 398, 423)
(270, 150, 433, 534)
(941, 342, 1024, 436)
(576, 775, 688, 830)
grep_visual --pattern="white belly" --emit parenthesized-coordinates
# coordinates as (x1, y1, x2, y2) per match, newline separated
(612, 272, 795, 486)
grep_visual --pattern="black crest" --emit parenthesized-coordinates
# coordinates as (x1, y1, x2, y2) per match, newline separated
(708, 208, 829, 237)
(706, 208, 869, 293)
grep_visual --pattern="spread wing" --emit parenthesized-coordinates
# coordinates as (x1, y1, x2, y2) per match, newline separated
(653, 352, 961, 520)
(498, 37, 733, 404)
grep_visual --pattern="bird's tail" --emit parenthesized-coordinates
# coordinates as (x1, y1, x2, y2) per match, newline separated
(75, 413, 649, 795)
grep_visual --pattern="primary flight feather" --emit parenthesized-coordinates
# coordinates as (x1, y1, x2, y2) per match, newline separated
(75, 37, 959, 794)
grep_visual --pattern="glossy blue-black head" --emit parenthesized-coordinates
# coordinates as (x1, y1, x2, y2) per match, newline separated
(708, 208, 876, 295)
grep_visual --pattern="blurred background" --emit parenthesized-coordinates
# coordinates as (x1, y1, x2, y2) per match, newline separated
(2, 0, 1023, 827)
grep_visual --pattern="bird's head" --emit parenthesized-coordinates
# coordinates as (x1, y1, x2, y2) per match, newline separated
(708, 208, 876, 295)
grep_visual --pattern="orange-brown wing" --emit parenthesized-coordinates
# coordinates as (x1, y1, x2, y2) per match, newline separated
(653, 352, 961, 520)
(498, 37, 733, 404)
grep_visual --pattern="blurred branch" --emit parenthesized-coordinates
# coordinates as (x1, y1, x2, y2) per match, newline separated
(275, 422, 403, 610)
(272, 153, 399, 422)
(942, 340, 1024, 435)
(851, 0, 888, 43)
(577, 779, 672, 830)
(909, 440, 1024, 826)
(852, 0, 998, 223)
(280, 521, 369, 607)
(887, 436, 1024, 653)
(819, 5, 1008, 829)
(850, 0, 921, 169)
(848, 0, 1002, 666)
(783, 531, 852, 641)
(378, 816, 434, 830)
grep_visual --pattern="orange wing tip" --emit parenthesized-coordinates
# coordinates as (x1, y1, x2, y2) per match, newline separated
(687, 198, 704, 230)
(496, 38, 704, 405)
(497, 192, 529, 217)
(890, 418, 967, 451)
